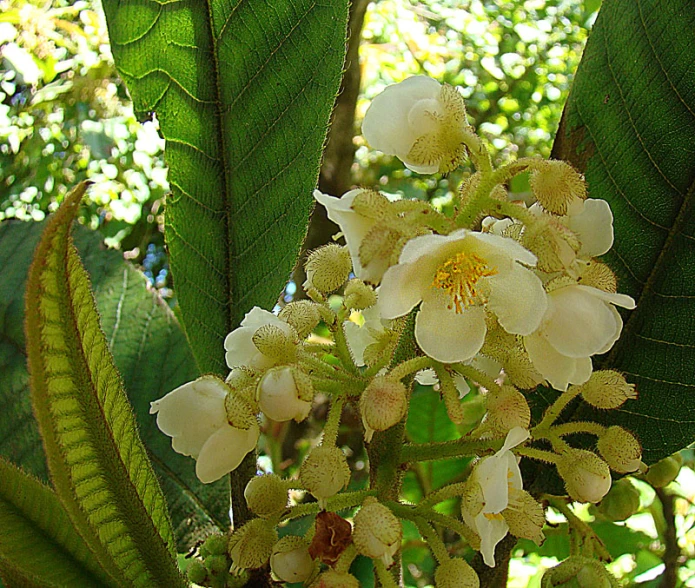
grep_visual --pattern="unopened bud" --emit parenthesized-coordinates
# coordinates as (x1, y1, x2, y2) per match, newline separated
(343, 279, 377, 310)
(556, 449, 612, 503)
(645, 453, 683, 488)
(299, 445, 351, 506)
(279, 300, 321, 338)
(504, 490, 546, 543)
(258, 366, 313, 422)
(353, 498, 402, 567)
(522, 216, 580, 272)
(597, 426, 642, 473)
(529, 159, 587, 215)
(434, 558, 480, 588)
(186, 560, 208, 585)
(542, 557, 615, 588)
(578, 260, 618, 293)
(310, 570, 360, 588)
(484, 385, 531, 436)
(204, 554, 228, 574)
(228, 518, 277, 575)
(270, 536, 315, 584)
(576, 370, 637, 410)
(224, 391, 258, 430)
(200, 533, 228, 557)
(597, 478, 641, 522)
(304, 244, 352, 293)
(252, 324, 297, 364)
(244, 474, 288, 517)
(359, 376, 408, 442)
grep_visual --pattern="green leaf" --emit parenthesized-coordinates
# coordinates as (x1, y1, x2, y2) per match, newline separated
(0, 218, 230, 549)
(25, 184, 186, 587)
(0, 457, 113, 587)
(102, 0, 350, 375)
(551, 0, 695, 463)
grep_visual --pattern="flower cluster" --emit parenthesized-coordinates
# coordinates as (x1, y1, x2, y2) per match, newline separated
(150, 76, 640, 586)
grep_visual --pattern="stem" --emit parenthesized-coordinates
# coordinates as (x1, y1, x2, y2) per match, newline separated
(401, 437, 503, 464)
(545, 496, 611, 562)
(298, 349, 356, 382)
(414, 518, 450, 563)
(322, 394, 345, 446)
(533, 386, 583, 435)
(550, 421, 606, 438)
(516, 445, 559, 464)
(334, 544, 358, 574)
(374, 559, 400, 588)
(655, 487, 680, 588)
(281, 489, 376, 521)
(460, 128, 493, 175)
(389, 355, 433, 381)
(419, 481, 468, 510)
(452, 363, 502, 393)
(333, 310, 360, 376)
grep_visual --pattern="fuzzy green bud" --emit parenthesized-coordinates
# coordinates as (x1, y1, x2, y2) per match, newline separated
(299, 445, 351, 507)
(279, 300, 321, 338)
(304, 244, 352, 293)
(310, 570, 361, 588)
(244, 474, 288, 517)
(359, 375, 408, 442)
(556, 449, 612, 504)
(352, 497, 402, 567)
(252, 324, 297, 364)
(576, 370, 637, 410)
(597, 426, 643, 473)
(529, 159, 587, 215)
(343, 279, 377, 310)
(270, 536, 315, 584)
(434, 558, 480, 588)
(200, 533, 229, 557)
(484, 385, 531, 436)
(645, 453, 683, 488)
(227, 519, 277, 575)
(187, 560, 208, 585)
(596, 478, 641, 522)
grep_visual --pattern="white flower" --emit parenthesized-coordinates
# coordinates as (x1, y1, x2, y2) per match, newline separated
(258, 366, 313, 422)
(461, 427, 530, 567)
(415, 368, 471, 399)
(524, 284, 635, 391)
(313, 188, 399, 283)
(224, 307, 295, 370)
(565, 198, 614, 258)
(150, 376, 259, 483)
(343, 305, 387, 366)
(378, 230, 547, 364)
(362, 76, 470, 174)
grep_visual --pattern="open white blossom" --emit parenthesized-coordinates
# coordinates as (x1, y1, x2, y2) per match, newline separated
(362, 76, 471, 174)
(224, 307, 295, 370)
(378, 229, 547, 364)
(461, 427, 530, 567)
(150, 376, 259, 483)
(524, 284, 635, 391)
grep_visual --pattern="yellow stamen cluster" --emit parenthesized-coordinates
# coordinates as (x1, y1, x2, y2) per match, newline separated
(432, 251, 497, 313)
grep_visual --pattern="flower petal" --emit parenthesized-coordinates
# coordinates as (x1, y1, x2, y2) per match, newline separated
(196, 423, 260, 483)
(524, 332, 592, 391)
(150, 377, 227, 458)
(378, 261, 431, 319)
(567, 198, 614, 257)
(544, 286, 620, 357)
(469, 231, 538, 267)
(415, 293, 486, 363)
(475, 513, 509, 567)
(487, 264, 547, 335)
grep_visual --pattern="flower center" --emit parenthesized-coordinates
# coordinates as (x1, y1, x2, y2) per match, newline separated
(432, 251, 497, 313)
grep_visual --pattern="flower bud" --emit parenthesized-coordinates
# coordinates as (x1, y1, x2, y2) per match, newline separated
(556, 449, 612, 503)
(597, 426, 643, 473)
(304, 244, 352, 294)
(227, 518, 278, 575)
(270, 536, 315, 584)
(352, 498, 402, 567)
(186, 560, 208, 585)
(434, 558, 480, 588)
(645, 453, 683, 488)
(310, 570, 360, 588)
(244, 474, 288, 517)
(359, 375, 408, 442)
(258, 366, 313, 422)
(543, 557, 615, 587)
(522, 215, 580, 272)
(484, 385, 531, 436)
(343, 279, 378, 310)
(225, 367, 256, 392)
(299, 445, 351, 506)
(576, 370, 637, 410)
(279, 300, 321, 338)
(596, 478, 641, 522)
(529, 159, 587, 215)
(200, 533, 228, 557)
(503, 490, 546, 543)
(252, 324, 297, 364)
(204, 554, 229, 574)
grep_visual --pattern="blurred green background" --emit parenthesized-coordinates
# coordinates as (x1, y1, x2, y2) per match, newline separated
(4, 0, 695, 585)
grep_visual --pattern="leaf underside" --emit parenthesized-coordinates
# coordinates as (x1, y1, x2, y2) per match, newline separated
(0, 218, 230, 549)
(25, 184, 186, 587)
(102, 0, 350, 375)
(550, 0, 695, 463)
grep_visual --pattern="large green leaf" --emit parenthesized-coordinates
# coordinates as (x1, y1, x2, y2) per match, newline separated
(102, 0, 350, 376)
(0, 218, 230, 548)
(0, 457, 114, 587)
(25, 184, 186, 587)
(550, 0, 695, 463)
